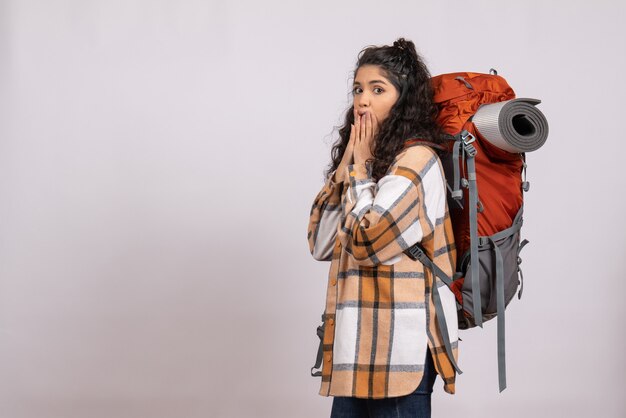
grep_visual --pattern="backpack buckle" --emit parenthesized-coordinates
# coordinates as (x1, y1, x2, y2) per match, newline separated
(460, 130, 475, 145)
(458, 130, 477, 156)
(464, 143, 477, 157)
(405, 243, 425, 261)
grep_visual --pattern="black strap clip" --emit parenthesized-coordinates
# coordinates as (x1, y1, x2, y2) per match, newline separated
(405, 243, 426, 262)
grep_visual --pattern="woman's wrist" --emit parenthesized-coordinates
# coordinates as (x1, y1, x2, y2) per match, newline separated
(332, 164, 346, 183)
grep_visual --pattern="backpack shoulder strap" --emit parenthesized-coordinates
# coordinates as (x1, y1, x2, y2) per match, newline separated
(405, 243, 463, 375)
(403, 137, 447, 152)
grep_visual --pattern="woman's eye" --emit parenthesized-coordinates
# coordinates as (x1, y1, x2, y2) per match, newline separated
(374, 87, 384, 94)
(352, 87, 362, 94)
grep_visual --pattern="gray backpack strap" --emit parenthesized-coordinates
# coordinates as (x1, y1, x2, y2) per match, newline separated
(405, 244, 463, 375)
(431, 274, 463, 374)
(488, 236, 507, 392)
(481, 206, 525, 392)
(461, 130, 483, 328)
(310, 314, 325, 377)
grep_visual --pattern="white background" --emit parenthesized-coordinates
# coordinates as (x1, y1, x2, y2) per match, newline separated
(1, 1, 624, 417)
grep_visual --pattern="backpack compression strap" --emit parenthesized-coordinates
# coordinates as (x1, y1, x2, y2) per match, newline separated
(459, 130, 483, 328)
(489, 235, 507, 392)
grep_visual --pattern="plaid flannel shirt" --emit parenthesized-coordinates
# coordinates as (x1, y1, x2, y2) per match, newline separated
(307, 144, 459, 399)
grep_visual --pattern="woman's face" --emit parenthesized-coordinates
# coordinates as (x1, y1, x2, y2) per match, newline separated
(352, 64, 400, 123)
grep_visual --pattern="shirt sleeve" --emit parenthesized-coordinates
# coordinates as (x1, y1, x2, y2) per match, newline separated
(307, 170, 345, 261)
(337, 148, 441, 266)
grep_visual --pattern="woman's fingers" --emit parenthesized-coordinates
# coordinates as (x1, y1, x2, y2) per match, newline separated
(348, 124, 356, 160)
(370, 111, 379, 138)
(355, 114, 361, 145)
(364, 111, 372, 143)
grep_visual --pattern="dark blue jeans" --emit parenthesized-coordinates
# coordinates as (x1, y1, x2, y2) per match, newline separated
(330, 349, 438, 418)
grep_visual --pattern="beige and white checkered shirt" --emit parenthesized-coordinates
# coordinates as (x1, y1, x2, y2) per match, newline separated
(307, 143, 459, 399)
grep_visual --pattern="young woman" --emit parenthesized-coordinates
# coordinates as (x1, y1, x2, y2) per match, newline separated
(307, 38, 460, 417)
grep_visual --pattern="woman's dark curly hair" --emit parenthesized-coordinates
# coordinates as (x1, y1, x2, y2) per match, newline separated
(324, 38, 444, 182)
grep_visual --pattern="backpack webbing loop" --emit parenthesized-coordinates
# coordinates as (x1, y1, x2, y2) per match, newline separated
(517, 239, 529, 299)
(454, 76, 474, 90)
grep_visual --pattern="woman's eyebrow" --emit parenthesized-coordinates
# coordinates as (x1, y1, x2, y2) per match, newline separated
(353, 79, 388, 86)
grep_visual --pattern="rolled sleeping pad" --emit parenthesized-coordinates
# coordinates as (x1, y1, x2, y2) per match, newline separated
(472, 98, 549, 153)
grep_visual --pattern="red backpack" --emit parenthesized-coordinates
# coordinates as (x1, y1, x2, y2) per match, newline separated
(404, 69, 548, 391)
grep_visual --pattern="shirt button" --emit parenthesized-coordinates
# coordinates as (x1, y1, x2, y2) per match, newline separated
(330, 279, 337, 286)
(328, 318, 334, 326)
(325, 353, 332, 362)
(350, 171, 356, 176)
